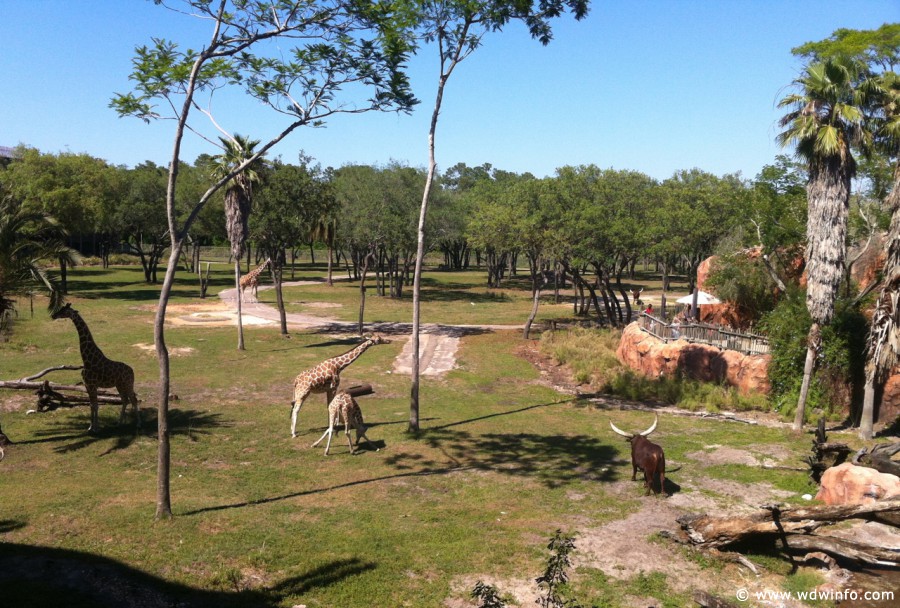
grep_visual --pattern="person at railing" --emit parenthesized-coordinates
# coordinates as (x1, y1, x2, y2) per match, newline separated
(671, 319, 681, 339)
(644, 303, 654, 315)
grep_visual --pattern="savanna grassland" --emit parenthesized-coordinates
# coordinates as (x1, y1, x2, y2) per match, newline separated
(0, 264, 836, 607)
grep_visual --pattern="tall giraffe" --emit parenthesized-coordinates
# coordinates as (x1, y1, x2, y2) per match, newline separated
(311, 390, 377, 455)
(239, 257, 272, 303)
(51, 304, 141, 433)
(290, 335, 389, 438)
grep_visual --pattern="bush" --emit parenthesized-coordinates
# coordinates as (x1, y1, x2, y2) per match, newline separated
(758, 289, 867, 422)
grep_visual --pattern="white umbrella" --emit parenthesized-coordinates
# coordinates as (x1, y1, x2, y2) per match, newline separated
(675, 290, 721, 305)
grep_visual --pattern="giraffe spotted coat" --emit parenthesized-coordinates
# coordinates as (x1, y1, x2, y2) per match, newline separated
(289, 335, 388, 437)
(311, 391, 376, 455)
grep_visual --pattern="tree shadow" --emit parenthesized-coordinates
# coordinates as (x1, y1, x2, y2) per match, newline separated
(186, 400, 621, 516)
(0, 542, 376, 608)
(16, 409, 227, 455)
(0, 520, 26, 534)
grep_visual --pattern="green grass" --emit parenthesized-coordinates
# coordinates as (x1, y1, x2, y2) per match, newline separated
(540, 326, 772, 413)
(0, 265, 824, 607)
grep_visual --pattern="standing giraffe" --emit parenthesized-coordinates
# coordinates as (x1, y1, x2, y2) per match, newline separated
(290, 335, 389, 438)
(51, 304, 141, 433)
(239, 257, 272, 303)
(311, 391, 377, 455)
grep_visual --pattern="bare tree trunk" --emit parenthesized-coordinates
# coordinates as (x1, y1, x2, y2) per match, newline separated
(524, 267, 548, 339)
(234, 260, 245, 351)
(794, 323, 820, 431)
(271, 260, 288, 336)
(155, 244, 183, 520)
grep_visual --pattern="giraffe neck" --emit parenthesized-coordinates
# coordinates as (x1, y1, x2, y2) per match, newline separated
(332, 340, 373, 372)
(69, 312, 106, 364)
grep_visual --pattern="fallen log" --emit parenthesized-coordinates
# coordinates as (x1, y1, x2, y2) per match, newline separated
(344, 383, 374, 398)
(779, 534, 900, 566)
(693, 590, 740, 608)
(1, 371, 123, 412)
(853, 443, 900, 478)
(678, 499, 900, 547)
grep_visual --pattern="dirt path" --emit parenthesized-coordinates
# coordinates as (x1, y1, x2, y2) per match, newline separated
(171, 282, 523, 377)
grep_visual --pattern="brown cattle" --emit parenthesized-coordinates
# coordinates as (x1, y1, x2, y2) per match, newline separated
(610, 415, 666, 496)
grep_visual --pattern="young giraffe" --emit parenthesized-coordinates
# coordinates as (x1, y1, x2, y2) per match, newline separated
(311, 391, 377, 455)
(290, 335, 389, 438)
(51, 304, 141, 433)
(239, 257, 272, 303)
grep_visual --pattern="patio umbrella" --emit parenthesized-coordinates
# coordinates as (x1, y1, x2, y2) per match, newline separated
(675, 290, 721, 305)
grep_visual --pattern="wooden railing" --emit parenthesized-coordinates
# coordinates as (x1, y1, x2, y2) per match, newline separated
(637, 313, 770, 356)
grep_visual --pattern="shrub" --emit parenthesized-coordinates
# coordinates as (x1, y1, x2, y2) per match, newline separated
(758, 289, 867, 421)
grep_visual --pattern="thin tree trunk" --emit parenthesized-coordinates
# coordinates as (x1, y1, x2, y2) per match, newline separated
(235, 260, 245, 351)
(794, 323, 820, 431)
(271, 260, 288, 336)
(410, 69, 448, 434)
(524, 267, 548, 339)
(155, 244, 183, 520)
(860, 371, 876, 440)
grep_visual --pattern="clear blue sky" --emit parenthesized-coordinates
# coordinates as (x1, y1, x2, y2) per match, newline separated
(1, 1, 896, 181)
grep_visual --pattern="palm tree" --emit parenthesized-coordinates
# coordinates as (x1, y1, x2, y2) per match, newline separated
(860, 71, 900, 439)
(777, 55, 873, 431)
(212, 134, 263, 351)
(0, 192, 80, 327)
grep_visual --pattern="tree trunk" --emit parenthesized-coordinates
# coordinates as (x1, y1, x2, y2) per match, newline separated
(794, 322, 820, 431)
(234, 260, 245, 351)
(860, 368, 877, 440)
(271, 260, 288, 336)
(155, 245, 183, 520)
(524, 267, 548, 340)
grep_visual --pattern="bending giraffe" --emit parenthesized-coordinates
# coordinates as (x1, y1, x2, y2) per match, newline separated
(51, 304, 141, 433)
(311, 391, 377, 455)
(239, 257, 272, 303)
(290, 335, 389, 438)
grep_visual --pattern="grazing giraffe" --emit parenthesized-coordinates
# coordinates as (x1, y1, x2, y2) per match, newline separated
(290, 335, 389, 438)
(311, 391, 377, 455)
(51, 304, 141, 433)
(239, 257, 272, 303)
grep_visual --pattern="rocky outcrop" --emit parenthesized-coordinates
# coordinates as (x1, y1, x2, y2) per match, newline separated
(815, 462, 900, 506)
(616, 323, 770, 395)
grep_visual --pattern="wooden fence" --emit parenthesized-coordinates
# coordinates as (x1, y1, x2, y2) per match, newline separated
(637, 313, 770, 356)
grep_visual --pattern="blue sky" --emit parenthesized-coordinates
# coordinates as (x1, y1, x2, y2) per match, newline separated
(1, 1, 896, 181)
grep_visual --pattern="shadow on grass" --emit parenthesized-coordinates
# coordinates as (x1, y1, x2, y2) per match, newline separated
(185, 400, 621, 516)
(16, 409, 227, 455)
(0, 542, 375, 608)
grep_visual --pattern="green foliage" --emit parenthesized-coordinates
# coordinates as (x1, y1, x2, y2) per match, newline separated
(536, 530, 579, 608)
(705, 248, 779, 323)
(759, 291, 867, 421)
(472, 581, 508, 608)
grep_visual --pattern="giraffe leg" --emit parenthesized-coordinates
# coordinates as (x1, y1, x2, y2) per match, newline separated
(355, 428, 377, 452)
(117, 388, 128, 426)
(344, 419, 355, 454)
(131, 390, 142, 430)
(311, 426, 332, 450)
(86, 385, 99, 434)
(290, 397, 305, 438)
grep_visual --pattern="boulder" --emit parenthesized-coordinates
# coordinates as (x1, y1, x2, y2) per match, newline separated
(815, 462, 900, 506)
(616, 323, 771, 395)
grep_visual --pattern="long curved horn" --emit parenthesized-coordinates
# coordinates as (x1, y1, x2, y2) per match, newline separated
(639, 414, 658, 437)
(609, 420, 633, 438)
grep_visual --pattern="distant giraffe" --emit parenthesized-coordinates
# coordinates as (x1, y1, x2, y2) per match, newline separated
(51, 304, 141, 433)
(290, 335, 389, 438)
(311, 391, 377, 455)
(239, 257, 272, 302)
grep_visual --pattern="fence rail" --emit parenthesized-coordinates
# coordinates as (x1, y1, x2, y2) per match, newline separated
(637, 313, 769, 356)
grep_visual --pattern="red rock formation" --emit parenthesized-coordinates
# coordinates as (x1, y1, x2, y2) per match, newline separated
(616, 323, 771, 395)
(815, 462, 900, 505)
